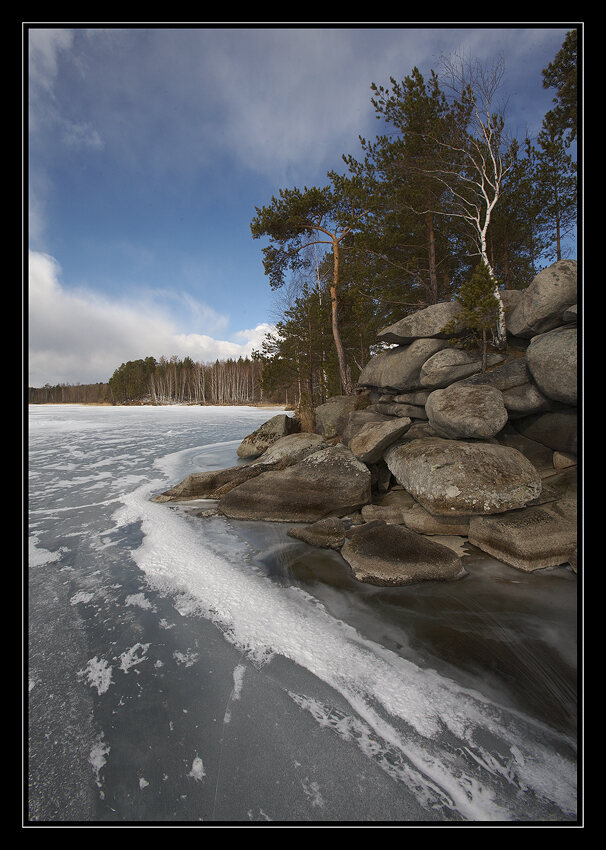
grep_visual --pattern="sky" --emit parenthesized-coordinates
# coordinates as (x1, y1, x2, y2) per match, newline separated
(26, 23, 576, 387)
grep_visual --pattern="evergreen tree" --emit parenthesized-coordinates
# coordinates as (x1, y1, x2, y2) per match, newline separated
(542, 29, 578, 145)
(441, 262, 501, 371)
(343, 67, 468, 308)
(532, 125, 577, 261)
(250, 183, 370, 395)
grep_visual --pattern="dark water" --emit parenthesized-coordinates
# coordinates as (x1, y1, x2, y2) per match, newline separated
(27, 405, 579, 824)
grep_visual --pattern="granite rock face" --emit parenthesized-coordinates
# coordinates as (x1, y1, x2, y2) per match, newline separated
(341, 520, 466, 586)
(236, 413, 300, 459)
(425, 384, 508, 439)
(526, 326, 577, 405)
(357, 338, 449, 392)
(468, 501, 577, 571)
(218, 445, 372, 522)
(507, 259, 577, 338)
(384, 438, 543, 516)
(153, 257, 578, 581)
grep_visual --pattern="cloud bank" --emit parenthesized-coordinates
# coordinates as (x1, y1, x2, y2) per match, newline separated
(28, 251, 274, 386)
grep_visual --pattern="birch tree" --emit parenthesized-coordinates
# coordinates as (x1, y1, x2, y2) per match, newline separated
(422, 54, 514, 348)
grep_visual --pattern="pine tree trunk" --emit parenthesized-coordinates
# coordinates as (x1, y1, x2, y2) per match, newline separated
(426, 210, 439, 304)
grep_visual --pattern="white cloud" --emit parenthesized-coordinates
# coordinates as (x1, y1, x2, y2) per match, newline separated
(27, 251, 275, 386)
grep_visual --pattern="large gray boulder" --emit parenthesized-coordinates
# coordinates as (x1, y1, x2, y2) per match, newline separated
(377, 301, 461, 345)
(468, 500, 577, 571)
(152, 463, 271, 502)
(425, 384, 508, 439)
(526, 326, 577, 405)
(236, 413, 300, 459)
(218, 444, 372, 522)
(357, 339, 449, 392)
(314, 395, 358, 439)
(343, 409, 392, 445)
(252, 432, 326, 465)
(153, 432, 327, 502)
(368, 401, 427, 419)
(512, 409, 577, 455)
(401, 503, 471, 536)
(419, 348, 505, 389)
(341, 520, 466, 586)
(348, 417, 413, 464)
(507, 259, 577, 338)
(455, 357, 555, 419)
(384, 438, 542, 516)
(287, 517, 346, 549)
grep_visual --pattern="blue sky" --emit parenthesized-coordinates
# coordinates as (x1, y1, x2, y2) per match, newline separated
(27, 24, 575, 387)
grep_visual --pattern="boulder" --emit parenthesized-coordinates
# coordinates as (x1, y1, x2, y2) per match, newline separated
(401, 502, 471, 536)
(218, 444, 372, 522)
(468, 501, 577, 571)
(562, 304, 577, 323)
(454, 357, 555, 419)
(236, 413, 300, 459)
(314, 395, 358, 439)
(341, 520, 466, 586)
(343, 409, 392, 445)
(152, 463, 275, 502)
(526, 326, 577, 405)
(287, 517, 346, 549)
(512, 409, 577, 455)
(425, 384, 508, 440)
(393, 390, 431, 405)
(494, 428, 555, 476)
(377, 301, 461, 345)
(361, 503, 409, 524)
(357, 338, 449, 392)
(419, 348, 506, 389)
(507, 259, 577, 338)
(384, 438, 542, 516)
(348, 417, 413, 464)
(500, 289, 524, 314)
(153, 432, 326, 502)
(368, 402, 427, 419)
(252, 432, 326, 465)
(553, 451, 577, 471)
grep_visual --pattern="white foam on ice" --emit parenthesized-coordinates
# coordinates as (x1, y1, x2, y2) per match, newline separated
(78, 656, 114, 695)
(188, 756, 206, 782)
(118, 643, 150, 673)
(113, 467, 577, 821)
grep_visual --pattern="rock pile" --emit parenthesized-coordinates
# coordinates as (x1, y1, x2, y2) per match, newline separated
(153, 259, 578, 585)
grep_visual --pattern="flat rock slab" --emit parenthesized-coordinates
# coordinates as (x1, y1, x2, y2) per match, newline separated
(287, 517, 346, 549)
(357, 338, 448, 392)
(236, 413, 300, 459)
(384, 438, 542, 516)
(349, 418, 412, 464)
(218, 445, 372, 522)
(153, 432, 327, 502)
(377, 301, 461, 345)
(341, 520, 466, 586)
(468, 502, 577, 571)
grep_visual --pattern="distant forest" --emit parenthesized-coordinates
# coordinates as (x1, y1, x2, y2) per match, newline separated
(28, 354, 288, 406)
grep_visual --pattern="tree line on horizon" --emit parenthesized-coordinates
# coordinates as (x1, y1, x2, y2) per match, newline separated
(28, 354, 286, 406)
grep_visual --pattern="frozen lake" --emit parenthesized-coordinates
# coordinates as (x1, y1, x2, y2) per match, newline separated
(27, 404, 578, 823)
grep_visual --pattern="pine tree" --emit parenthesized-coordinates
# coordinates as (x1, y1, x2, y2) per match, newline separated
(441, 262, 501, 371)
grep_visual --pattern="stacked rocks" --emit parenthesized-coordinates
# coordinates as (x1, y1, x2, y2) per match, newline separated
(153, 259, 578, 584)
